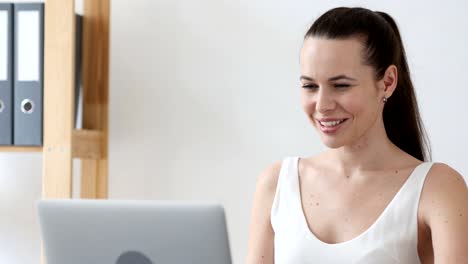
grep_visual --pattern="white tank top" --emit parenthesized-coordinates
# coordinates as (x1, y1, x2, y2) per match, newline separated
(271, 157, 433, 264)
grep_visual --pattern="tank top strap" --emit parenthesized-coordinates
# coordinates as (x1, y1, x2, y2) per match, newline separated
(382, 162, 434, 237)
(412, 162, 434, 200)
(360, 161, 434, 263)
(271, 157, 302, 232)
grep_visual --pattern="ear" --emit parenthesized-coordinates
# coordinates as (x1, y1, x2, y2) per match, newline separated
(379, 65, 398, 98)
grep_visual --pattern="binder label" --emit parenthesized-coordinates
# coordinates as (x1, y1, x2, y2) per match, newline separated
(18, 11, 40, 82)
(0, 11, 7, 81)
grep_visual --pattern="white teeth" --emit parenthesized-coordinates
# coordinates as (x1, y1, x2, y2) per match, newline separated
(320, 119, 345, 127)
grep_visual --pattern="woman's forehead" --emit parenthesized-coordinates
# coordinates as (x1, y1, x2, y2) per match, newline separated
(300, 37, 369, 79)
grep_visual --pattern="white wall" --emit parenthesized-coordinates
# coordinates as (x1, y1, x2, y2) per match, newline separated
(1, 0, 467, 263)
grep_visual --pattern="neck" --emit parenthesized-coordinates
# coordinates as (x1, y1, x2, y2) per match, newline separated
(325, 121, 402, 176)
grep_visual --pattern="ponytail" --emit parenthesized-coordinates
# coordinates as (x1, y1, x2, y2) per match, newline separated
(375, 11, 432, 161)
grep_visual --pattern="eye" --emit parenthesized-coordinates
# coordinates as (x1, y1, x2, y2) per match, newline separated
(334, 84, 350, 89)
(302, 84, 318, 90)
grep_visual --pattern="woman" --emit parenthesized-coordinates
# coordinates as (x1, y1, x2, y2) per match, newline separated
(247, 7, 468, 263)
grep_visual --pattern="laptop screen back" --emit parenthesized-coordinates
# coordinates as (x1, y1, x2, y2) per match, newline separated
(37, 199, 232, 264)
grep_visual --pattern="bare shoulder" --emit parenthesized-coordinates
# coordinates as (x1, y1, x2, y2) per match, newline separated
(255, 159, 284, 196)
(420, 162, 468, 262)
(421, 162, 467, 217)
(426, 162, 466, 183)
(246, 159, 284, 264)
(422, 162, 467, 205)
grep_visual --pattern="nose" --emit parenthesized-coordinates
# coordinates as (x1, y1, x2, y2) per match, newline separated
(316, 89, 336, 113)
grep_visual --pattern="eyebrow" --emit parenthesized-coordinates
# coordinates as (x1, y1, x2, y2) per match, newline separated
(299, 75, 357, 82)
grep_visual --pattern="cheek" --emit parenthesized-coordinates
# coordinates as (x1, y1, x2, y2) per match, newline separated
(342, 87, 377, 112)
(300, 92, 309, 110)
(343, 95, 380, 123)
(300, 92, 315, 112)
(343, 100, 364, 116)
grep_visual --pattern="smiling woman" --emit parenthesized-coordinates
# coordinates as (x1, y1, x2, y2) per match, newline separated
(247, 6, 468, 264)
(300, 37, 387, 149)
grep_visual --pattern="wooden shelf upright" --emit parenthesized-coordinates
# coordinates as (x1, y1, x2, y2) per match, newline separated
(42, 0, 110, 199)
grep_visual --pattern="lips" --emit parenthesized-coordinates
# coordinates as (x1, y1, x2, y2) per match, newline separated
(316, 118, 348, 134)
(318, 119, 346, 127)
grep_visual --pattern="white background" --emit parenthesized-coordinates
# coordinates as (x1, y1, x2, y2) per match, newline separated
(1, 0, 467, 263)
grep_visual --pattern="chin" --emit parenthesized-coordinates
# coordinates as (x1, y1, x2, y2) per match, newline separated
(322, 142, 344, 149)
(320, 136, 346, 149)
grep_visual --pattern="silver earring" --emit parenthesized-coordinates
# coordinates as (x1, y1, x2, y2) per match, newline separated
(383, 97, 388, 103)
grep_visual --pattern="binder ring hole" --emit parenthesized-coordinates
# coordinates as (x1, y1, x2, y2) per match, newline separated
(21, 99, 35, 114)
(0, 100, 4, 113)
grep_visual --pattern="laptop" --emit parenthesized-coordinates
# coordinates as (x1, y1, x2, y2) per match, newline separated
(37, 199, 232, 264)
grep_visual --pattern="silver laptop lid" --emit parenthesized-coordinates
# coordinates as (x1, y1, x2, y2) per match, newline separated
(37, 199, 232, 264)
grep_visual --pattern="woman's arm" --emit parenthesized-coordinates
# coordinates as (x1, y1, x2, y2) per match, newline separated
(424, 163, 468, 263)
(246, 161, 282, 264)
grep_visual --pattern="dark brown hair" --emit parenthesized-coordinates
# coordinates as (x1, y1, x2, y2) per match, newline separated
(305, 7, 431, 161)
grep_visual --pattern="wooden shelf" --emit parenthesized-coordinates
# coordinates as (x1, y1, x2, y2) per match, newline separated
(0, 146, 43, 152)
(0, 129, 102, 156)
(0, 1, 110, 262)
(42, 0, 109, 200)
(72, 129, 103, 159)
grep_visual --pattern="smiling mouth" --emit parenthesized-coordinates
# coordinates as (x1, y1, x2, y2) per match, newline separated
(318, 119, 348, 128)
